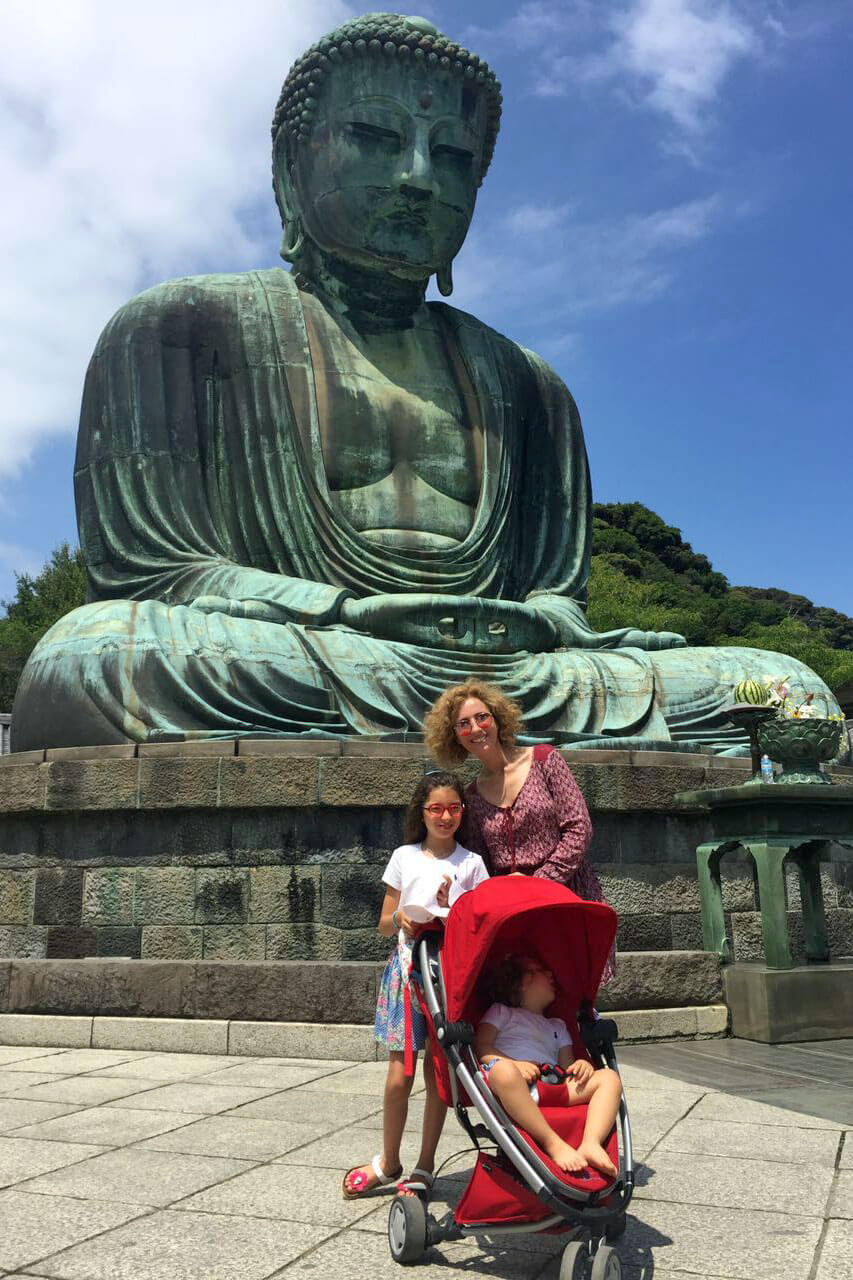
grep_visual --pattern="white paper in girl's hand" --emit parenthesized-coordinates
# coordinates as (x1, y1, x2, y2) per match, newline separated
(401, 868, 455, 920)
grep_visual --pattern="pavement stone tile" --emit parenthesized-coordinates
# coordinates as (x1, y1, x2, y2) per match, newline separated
(726, 1086, 853, 1126)
(295, 1061, 425, 1095)
(690, 1089, 846, 1130)
(0, 1099, 80, 1133)
(176, 1162, 394, 1227)
(23, 1049, 149, 1074)
(137, 1115, 321, 1160)
(635, 1149, 834, 1217)
(658, 1117, 841, 1165)
(0, 1189, 146, 1273)
(0, 1071, 67, 1094)
(11, 1075, 168, 1107)
(86, 1053, 245, 1080)
(103, 1081, 277, 1114)
(815, 1218, 853, 1279)
(273, 1123, 472, 1175)
(839, 1131, 853, 1168)
(225, 1089, 382, 1128)
(0, 1137, 105, 1189)
(22, 1208, 332, 1280)
(610, 1200, 820, 1280)
(275, 1227, 548, 1279)
(616, 1064, 709, 1094)
(12, 1105, 201, 1147)
(828, 1169, 853, 1219)
(21, 1146, 251, 1207)
(195, 1059, 344, 1089)
(0, 1048, 67, 1067)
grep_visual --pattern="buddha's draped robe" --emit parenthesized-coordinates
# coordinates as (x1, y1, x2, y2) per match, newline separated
(12, 269, 840, 750)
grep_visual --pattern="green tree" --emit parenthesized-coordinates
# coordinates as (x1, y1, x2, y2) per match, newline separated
(589, 503, 853, 697)
(0, 544, 87, 711)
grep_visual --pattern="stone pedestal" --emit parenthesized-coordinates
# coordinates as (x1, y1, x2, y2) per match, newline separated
(724, 961, 853, 1042)
(1, 741, 851, 966)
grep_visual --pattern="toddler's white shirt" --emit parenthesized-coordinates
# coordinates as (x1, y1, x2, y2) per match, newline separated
(481, 1003, 572, 1063)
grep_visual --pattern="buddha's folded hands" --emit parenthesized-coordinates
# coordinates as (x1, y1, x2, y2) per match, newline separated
(339, 594, 560, 654)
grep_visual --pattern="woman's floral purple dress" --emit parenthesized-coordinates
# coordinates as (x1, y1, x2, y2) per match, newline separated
(464, 746, 615, 983)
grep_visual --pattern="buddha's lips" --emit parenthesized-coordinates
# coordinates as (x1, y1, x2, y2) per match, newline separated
(385, 206, 429, 228)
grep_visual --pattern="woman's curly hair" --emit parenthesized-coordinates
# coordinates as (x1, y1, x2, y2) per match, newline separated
(423, 681, 524, 768)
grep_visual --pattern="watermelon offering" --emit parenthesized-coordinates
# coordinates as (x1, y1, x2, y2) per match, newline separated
(733, 678, 770, 706)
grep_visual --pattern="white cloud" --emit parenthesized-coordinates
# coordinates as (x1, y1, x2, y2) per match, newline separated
(470, 2, 786, 135)
(610, 0, 758, 131)
(450, 194, 721, 333)
(0, 0, 350, 482)
(505, 202, 575, 234)
(0, 541, 42, 606)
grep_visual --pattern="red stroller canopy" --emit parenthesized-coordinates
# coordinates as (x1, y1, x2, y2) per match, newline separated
(439, 877, 617, 1042)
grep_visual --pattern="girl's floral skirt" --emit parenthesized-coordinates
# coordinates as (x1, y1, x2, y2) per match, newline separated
(374, 945, 427, 1052)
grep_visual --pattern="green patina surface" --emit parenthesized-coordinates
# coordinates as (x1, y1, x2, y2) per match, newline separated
(11, 12, 845, 752)
(680, 783, 853, 969)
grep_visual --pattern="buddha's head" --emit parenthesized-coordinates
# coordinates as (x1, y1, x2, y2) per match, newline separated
(271, 13, 501, 296)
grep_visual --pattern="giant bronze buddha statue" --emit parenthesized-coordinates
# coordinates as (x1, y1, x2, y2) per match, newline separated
(12, 13, 843, 751)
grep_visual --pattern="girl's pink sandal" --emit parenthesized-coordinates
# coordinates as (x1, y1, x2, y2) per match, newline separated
(342, 1154, 403, 1200)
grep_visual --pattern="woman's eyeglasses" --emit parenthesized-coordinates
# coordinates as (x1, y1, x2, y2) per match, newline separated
(454, 711, 493, 735)
(423, 803, 464, 817)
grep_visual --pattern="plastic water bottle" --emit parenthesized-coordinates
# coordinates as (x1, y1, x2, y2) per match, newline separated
(760, 754, 774, 783)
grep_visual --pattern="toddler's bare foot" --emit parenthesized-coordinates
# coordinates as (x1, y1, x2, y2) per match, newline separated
(578, 1140, 617, 1178)
(542, 1133, 586, 1173)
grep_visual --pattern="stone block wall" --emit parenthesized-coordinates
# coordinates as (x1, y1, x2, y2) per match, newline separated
(1, 741, 851, 962)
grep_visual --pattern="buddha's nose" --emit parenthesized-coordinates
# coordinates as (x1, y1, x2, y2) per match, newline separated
(398, 134, 438, 200)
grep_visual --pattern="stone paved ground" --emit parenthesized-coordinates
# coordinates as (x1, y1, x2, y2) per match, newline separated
(0, 1037, 849, 1279)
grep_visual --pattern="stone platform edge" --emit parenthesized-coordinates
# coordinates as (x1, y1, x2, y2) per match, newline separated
(0, 951, 724, 1024)
(1, 740, 755, 816)
(3, 739, 849, 815)
(0, 1005, 728, 1058)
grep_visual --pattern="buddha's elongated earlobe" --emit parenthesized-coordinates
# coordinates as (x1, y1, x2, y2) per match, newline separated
(436, 261, 454, 297)
(280, 216, 304, 263)
(274, 152, 305, 264)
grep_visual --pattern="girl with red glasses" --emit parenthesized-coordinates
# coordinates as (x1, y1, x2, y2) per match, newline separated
(342, 770, 489, 1203)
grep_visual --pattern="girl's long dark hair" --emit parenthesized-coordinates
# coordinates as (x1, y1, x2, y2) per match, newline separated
(403, 770, 465, 844)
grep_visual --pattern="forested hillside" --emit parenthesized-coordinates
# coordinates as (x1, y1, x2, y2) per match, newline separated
(587, 503, 853, 696)
(1, 510, 851, 711)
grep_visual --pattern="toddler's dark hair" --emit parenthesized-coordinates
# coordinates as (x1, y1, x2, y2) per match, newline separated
(403, 770, 465, 844)
(479, 954, 529, 1009)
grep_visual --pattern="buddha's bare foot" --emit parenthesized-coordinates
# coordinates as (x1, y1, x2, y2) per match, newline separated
(541, 1133, 585, 1173)
(578, 1140, 617, 1178)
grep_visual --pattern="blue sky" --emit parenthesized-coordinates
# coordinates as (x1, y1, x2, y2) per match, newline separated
(2, 0, 851, 618)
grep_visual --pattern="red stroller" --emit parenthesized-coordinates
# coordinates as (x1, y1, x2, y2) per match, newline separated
(387, 876, 634, 1279)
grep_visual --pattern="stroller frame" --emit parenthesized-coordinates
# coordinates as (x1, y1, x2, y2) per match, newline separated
(388, 930, 635, 1272)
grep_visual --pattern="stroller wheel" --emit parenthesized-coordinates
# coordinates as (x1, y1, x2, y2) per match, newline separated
(559, 1241, 588, 1279)
(388, 1194, 427, 1265)
(605, 1211, 627, 1241)
(590, 1244, 622, 1280)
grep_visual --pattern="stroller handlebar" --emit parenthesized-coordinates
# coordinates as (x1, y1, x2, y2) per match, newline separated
(434, 1015, 476, 1048)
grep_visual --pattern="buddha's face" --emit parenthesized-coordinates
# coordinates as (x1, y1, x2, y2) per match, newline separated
(285, 58, 488, 279)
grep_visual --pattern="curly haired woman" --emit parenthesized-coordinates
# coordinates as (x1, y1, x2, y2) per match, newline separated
(424, 681, 614, 981)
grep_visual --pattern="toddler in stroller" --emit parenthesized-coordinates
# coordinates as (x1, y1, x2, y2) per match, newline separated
(388, 875, 635, 1279)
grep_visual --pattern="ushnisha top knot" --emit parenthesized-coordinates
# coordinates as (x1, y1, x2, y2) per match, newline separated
(271, 12, 502, 194)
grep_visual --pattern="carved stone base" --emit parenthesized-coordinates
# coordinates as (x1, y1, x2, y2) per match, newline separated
(724, 961, 853, 1042)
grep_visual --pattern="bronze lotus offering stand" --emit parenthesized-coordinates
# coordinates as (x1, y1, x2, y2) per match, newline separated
(756, 716, 844, 785)
(722, 704, 777, 783)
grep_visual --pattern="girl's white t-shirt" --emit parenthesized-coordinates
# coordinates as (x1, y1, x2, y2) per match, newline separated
(382, 842, 489, 918)
(481, 1003, 573, 1063)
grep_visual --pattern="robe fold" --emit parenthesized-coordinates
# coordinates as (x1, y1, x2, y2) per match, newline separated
(12, 269, 841, 751)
